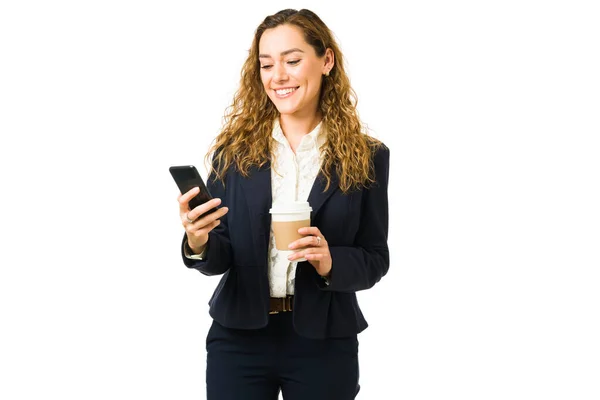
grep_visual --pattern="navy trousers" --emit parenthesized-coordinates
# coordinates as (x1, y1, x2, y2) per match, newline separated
(206, 312, 360, 400)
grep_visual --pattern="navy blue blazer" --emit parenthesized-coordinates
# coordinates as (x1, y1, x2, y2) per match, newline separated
(181, 144, 390, 339)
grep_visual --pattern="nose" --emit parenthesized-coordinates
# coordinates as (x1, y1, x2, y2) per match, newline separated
(273, 62, 288, 82)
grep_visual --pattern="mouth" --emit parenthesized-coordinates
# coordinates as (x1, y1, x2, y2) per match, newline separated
(273, 87, 299, 99)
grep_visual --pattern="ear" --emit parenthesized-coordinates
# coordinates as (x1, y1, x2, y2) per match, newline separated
(322, 48, 335, 75)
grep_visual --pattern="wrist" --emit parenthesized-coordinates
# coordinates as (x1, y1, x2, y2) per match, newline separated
(188, 241, 206, 255)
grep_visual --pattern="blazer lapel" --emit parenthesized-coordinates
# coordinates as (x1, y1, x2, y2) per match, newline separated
(239, 163, 272, 264)
(307, 167, 339, 219)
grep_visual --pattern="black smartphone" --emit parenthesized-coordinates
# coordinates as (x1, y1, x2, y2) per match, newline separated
(169, 165, 218, 218)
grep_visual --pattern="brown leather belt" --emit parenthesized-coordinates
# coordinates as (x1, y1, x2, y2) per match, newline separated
(269, 296, 293, 314)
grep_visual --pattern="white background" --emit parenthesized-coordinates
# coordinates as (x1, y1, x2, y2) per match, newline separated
(1, 0, 599, 399)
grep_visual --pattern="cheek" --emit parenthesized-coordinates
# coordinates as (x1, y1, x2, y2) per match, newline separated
(260, 74, 269, 90)
(291, 66, 311, 83)
(261, 79, 275, 100)
(296, 66, 321, 89)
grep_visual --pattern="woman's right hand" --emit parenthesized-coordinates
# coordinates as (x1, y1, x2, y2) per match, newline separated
(178, 187, 229, 254)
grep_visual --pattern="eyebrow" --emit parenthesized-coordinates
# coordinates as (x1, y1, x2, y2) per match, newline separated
(258, 48, 305, 59)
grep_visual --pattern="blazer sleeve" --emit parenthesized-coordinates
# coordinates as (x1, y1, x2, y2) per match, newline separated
(321, 144, 390, 292)
(180, 165, 233, 276)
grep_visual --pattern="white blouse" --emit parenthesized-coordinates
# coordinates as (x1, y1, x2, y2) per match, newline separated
(268, 120, 325, 297)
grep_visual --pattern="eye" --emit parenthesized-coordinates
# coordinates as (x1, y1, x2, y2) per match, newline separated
(261, 65, 273, 70)
(287, 60, 300, 65)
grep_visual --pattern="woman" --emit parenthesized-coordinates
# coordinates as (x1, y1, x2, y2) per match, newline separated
(177, 8, 390, 400)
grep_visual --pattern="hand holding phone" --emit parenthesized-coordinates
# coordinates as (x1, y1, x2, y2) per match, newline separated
(170, 165, 229, 253)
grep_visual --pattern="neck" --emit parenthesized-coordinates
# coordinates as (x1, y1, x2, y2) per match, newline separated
(279, 112, 322, 141)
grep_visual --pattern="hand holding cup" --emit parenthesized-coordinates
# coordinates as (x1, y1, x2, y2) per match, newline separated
(287, 227, 332, 277)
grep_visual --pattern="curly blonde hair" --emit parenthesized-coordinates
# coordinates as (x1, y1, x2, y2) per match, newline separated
(206, 9, 382, 193)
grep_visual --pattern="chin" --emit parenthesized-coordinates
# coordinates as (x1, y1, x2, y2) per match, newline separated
(273, 104, 299, 116)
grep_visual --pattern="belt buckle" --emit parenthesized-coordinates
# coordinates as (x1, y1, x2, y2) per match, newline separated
(269, 297, 290, 315)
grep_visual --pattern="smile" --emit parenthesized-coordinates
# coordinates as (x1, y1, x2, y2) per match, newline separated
(273, 87, 299, 98)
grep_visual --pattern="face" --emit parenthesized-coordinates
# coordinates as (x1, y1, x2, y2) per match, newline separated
(258, 24, 334, 120)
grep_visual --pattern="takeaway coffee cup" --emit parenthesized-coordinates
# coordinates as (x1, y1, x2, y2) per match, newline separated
(269, 201, 312, 262)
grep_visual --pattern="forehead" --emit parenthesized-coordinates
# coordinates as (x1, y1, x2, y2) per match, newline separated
(258, 24, 313, 55)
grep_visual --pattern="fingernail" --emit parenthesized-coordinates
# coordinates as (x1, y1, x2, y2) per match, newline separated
(288, 244, 294, 249)
(287, 255, 293, 260)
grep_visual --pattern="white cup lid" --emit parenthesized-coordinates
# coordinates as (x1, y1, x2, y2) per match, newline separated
(269, 201, 312, 214)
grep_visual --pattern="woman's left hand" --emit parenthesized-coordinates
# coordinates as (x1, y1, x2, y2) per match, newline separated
(287, 227, 332, 277)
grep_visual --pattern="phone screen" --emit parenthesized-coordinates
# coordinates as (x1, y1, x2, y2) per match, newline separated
(169, 165, 217, 217)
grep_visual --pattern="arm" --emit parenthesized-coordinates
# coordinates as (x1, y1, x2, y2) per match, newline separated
(320, 144, 390, 292)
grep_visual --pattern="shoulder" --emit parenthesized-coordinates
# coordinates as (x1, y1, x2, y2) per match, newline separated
(366, 138, 390, 165)
(367, 140, 389, 189)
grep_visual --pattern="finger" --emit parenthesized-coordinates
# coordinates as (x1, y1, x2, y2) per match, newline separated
(191, 206, 228, 228)
(193, 219, 220, 237)
(186, 216, 221, 235)
(288, 247, 324, 260)
(288, 226, 321, 249)
(182, 205, 226, 229)
(304, 253, 325, 261)
(298, 226, 322, 237)
(178, 187, 200, 212)
(288, 234, 322, 250)
(187, 198, 222, 220)
(181, 212, 195, 226)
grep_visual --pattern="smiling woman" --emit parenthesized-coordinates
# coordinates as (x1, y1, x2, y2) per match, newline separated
(176, 8, 390, 400)
(258, 26, 334, 121)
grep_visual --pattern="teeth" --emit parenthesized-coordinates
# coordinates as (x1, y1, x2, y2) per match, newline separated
(275, 88, 297, 95)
